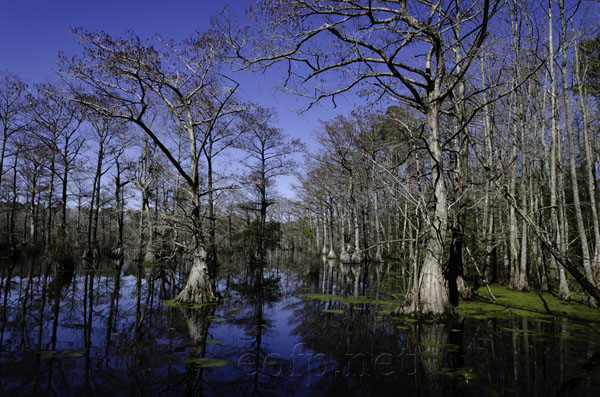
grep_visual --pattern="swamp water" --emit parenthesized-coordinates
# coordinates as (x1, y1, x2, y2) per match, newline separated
(1, 258, 600, 396)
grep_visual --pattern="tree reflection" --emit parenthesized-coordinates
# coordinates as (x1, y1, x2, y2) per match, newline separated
(1, 260, 600, 395)
(224, 273, 288, 396)
(181, 305, 216, 396)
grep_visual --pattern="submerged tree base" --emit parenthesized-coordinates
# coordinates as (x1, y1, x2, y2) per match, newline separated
(397, 259, 457, 318)
(394, 299, 457, 320)
(175, 249, 220, 304)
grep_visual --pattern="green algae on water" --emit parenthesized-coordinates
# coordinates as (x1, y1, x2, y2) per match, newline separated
(184, 357, 229, 368)
(299, 293, 394, 306)
(38, 348, 88, 360)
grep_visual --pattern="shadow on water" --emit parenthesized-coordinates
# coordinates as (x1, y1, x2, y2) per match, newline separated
(1, 255, 600, 395)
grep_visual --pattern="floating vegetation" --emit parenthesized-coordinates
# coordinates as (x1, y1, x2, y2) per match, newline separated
(322, 309, 344, 314)
(184, 357, 229, 368)
(61, 348, 87, 357)
(439, 367, 477, 383)
(162, 299, 217, 309)
(299, 293, 394, 306)
(501, 327, 538, 336)
(38, 348, 87, 360)
(38, 350, 59, 360)
(205, 339, 221, 344)
(421, 342, 460, 353)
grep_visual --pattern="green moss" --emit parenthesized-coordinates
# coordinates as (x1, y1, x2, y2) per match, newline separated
(322, 309, 344, 314)
(457, 284, 600, 323)
(439, 367, 477, 383)
(38, 350, 59, 360)
(184, 357, 229, 368)
(61, 349, 87, 357)
(38, 348, 87, 360)
(162, 299, 217, 309)
(142, 260, 165, 268)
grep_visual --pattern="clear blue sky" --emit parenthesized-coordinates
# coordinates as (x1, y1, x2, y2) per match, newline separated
(0, 0, 358, 198)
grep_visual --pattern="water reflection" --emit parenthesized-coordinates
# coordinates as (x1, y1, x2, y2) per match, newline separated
(0, 256, 600, 395)
(182, 305, 215, 395)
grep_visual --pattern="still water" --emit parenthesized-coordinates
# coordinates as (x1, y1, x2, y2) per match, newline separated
(1, 257, 599, 396)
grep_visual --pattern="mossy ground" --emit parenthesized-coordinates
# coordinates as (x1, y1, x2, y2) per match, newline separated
(457, 284, 600, 323)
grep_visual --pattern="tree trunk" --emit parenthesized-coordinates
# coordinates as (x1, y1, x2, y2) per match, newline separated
(374, 190, 383, 262)
(175, 123, 219, 304)
(46, 154, 56, 250)
(175, 245, 219, 304)
(548, 0, 571, 300)
(8, 150, 19, 246)
(560, 0, 594, 289)
(402, 103, 452, 316)
(29, 173, 38, 244)
(0, 133, 8, 191)
(206, 137, 218, 277)
(573, 22, 600, 282)
(517, 97, 529, 291)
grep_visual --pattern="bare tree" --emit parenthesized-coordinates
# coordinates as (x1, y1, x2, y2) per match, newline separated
(60, 29, 239, 303)
(224, 0, 497, 315)
(28, 84, 84, 250)
(0, 72, 27, 193)
(236, 106, 303, 277)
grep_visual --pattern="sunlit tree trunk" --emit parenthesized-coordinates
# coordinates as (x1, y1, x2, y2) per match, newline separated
(559, 0, 594, 289)
(548, 0, 570, 300)
(571, 13, 600, 284)
(404, 101, 451, 315)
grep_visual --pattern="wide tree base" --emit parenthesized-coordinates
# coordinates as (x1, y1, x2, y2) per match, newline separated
(175, 251, 220, 304)
(395, 295, 457, 319)
(396, 259, 457, 318)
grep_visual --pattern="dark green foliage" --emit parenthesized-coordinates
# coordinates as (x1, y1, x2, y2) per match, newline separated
(231, 220, 281, 250)
(302, 227, 314, 239)
(579, 34, 600, 99)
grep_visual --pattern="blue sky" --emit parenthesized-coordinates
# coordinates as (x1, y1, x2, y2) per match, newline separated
(0, 0, 359, 198)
